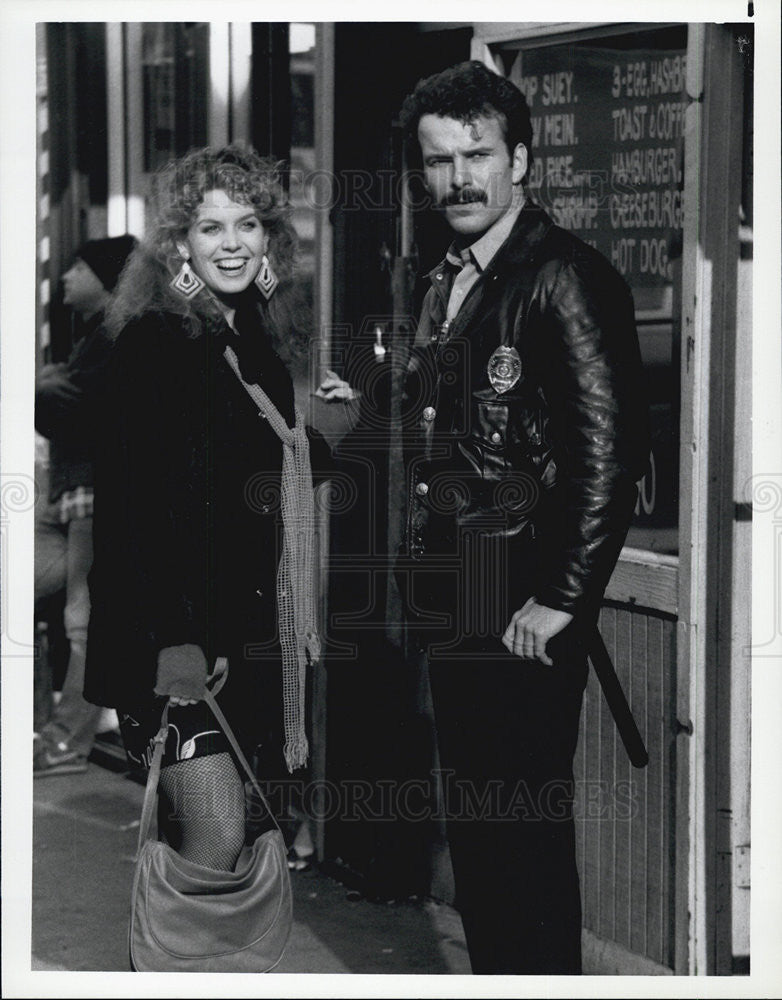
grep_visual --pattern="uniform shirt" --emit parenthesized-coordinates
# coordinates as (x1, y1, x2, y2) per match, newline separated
(444, 195, 526, 322)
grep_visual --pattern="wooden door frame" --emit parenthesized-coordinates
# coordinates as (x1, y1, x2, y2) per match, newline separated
(678, 23, 745, 975)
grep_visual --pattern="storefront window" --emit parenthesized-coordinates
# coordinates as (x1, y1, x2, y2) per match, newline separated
(497, 25, 687, 554)
(142, 23, 208, 174)
(289, 23, 316, 310)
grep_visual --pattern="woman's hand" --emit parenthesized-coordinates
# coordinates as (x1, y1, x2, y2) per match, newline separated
(314, 369, 355, 402)
(168, 694, 199, 707)
(155, 644, 208, 706)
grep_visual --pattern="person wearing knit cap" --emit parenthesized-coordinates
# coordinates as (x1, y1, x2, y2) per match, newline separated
(34, 234, 137, 776)
(75, 235, 138, 295)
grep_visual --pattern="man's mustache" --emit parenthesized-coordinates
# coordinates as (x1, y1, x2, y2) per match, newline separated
(439, 189, 487, 207)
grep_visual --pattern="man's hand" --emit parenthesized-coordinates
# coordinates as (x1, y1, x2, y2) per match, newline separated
(502, 597, 574, 665)
(36, 363, 82, 403)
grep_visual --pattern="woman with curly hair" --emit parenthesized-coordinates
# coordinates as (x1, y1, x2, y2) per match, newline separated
(85, 145, 340, 872)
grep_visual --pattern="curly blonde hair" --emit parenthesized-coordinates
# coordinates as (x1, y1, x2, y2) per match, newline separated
(106, 144, 309, 366)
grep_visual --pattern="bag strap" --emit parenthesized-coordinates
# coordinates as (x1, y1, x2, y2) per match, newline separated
(135, 703, 170, 856)
(201, 688, 281, 832)
(134, 661, 281, 858)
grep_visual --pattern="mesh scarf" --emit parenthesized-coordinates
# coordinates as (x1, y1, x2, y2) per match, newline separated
(223, 344, 320, 772)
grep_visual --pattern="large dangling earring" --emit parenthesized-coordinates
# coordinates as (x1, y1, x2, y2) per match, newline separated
(170, 259, 205, 300)
(255, 254, 278, 300)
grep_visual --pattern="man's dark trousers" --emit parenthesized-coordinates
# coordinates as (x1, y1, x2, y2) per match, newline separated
(426, 620, 588, 975)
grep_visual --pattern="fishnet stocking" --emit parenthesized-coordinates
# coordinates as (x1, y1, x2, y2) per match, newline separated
(158, 752, 246, 871)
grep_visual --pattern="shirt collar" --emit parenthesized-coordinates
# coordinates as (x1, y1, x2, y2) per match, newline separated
(446, 189, 527, 274)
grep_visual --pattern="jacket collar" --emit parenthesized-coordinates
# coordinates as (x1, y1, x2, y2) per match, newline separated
(427, 199, 554, 286)
(445, 197, 525, 273)
(206, 311, 295, 425)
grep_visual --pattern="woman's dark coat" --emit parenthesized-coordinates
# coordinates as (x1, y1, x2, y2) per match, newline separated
(85, 310, 298, 709)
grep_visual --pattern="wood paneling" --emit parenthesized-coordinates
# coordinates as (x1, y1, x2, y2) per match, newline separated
(575, 605, 677, 970)
(604, 549, 678, 616)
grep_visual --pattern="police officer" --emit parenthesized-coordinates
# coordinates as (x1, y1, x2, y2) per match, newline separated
(398, 61, 649, 974)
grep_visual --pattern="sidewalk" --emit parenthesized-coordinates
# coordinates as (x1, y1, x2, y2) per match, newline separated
(31, 757, 471, 975)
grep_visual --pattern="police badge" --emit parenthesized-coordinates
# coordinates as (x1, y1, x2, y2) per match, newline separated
(487, 345, 522, 393)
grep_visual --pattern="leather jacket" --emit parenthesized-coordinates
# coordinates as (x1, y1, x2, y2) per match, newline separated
(403, 201, 650, 621)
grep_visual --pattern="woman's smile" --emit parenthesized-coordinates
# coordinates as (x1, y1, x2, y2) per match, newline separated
(178, 188, 267, 298)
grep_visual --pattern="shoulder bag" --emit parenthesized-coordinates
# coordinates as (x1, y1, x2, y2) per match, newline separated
(129, 675, 292, 972)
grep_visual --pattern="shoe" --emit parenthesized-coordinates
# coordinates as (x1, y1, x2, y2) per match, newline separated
(287, 818, 314, 871)
(34, 740, 88, 777)
(287, 846, 313, 872)
(97, 707, 119, 732)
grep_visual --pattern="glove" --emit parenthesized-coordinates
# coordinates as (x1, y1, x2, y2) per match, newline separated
(154, 644, 208, 701)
